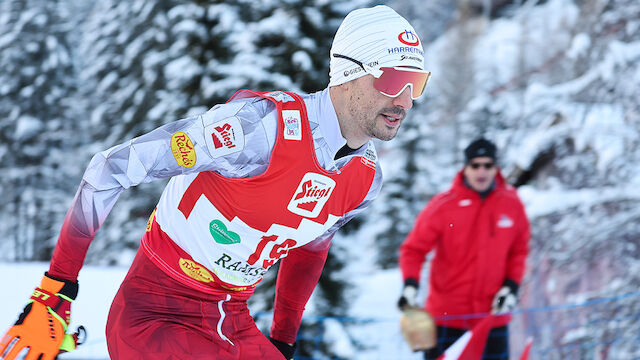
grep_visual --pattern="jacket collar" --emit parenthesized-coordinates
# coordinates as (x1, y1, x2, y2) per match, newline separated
(302, 88, 347, 160)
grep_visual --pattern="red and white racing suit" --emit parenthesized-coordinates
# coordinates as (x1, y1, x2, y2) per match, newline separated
(47, 89, 382, 359)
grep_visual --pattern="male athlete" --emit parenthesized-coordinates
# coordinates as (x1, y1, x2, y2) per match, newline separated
(1, 5, 430, 360)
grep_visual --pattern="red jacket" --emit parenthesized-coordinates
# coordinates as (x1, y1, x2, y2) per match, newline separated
(399, 170, 530, 328)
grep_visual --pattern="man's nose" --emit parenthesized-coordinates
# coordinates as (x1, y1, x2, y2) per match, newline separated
(392, 87, 413, 110)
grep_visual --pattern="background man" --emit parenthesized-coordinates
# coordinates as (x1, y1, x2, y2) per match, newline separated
(398, 138, 530, 360)
(0, 5, 430, 360)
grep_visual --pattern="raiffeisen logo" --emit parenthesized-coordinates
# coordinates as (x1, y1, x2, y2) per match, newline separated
(287, 173, 336, 218)
(398, 30, 420, 46)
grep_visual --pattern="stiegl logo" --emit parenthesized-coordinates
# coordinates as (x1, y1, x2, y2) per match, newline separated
(287, 173, 336, 218)
(204, 116, 245, 158)
(212, 123, 236, 149)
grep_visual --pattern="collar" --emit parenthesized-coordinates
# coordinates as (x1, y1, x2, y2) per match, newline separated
(303, 88, 347, 160)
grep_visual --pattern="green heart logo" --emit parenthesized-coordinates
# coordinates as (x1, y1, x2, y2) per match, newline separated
(209, 220, 241, 245)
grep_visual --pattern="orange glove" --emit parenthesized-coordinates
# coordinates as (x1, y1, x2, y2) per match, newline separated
(0, 273, 85, 360)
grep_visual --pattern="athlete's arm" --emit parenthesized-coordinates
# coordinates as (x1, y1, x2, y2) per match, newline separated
(270, 236, 331, 344)
(49, 98, 276, 281)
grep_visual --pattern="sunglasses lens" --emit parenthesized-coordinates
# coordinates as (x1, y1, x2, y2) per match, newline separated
(373, 67, 430, 99)
(470, 163, 495, 169)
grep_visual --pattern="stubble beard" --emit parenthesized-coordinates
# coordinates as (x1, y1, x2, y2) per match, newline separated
(369, 107, 405, 141)
(370, 121, 399, 141)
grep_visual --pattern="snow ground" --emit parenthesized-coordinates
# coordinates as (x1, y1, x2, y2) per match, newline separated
(0, 263, 421, 360)
(0, 262, 126, 359)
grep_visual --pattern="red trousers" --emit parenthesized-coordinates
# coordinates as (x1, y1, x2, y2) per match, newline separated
(106, 250, 285, 359)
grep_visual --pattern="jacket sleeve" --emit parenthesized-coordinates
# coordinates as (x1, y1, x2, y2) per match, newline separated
(399, 197, 442, 283)
(270, 237, 331, 344)
(49, 99, 272, 281)
(505, 198, 530, 283)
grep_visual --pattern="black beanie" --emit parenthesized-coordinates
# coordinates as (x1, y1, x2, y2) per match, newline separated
(464, 138, 497, 163)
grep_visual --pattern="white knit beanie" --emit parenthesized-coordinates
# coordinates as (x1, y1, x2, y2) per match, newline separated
(329, 5, 425, 87)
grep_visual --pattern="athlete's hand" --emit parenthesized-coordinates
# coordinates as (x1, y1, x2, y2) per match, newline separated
(0, 272, 84, 360)
(269, 337, 296, 360)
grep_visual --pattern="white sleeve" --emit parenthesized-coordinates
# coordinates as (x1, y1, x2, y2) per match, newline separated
(50, 98, 278, 280)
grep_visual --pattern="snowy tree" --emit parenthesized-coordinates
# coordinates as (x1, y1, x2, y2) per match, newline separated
(2, 0, 639, 357)
(0, 0, 84, 262)
(77, 0, 248, 264)
(504, 1, 640, 356)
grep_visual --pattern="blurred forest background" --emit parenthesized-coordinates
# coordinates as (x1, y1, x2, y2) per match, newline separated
(0, 0, 639, 358)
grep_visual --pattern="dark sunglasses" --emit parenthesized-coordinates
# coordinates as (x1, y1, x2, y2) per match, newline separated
(469, 162, 495, 170)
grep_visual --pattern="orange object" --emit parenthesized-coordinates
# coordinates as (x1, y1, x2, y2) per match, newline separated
(400, 307, 437, 352)
(0, 274, 76, 360)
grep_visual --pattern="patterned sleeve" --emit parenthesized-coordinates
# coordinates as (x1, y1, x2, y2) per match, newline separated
(49, 98, 277, 281)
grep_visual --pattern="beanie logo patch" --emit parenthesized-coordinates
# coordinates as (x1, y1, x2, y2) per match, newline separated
(398, 30, 420, 46)
(343, 60, 379, 78)
(344, 66, 365, 78)
(401, 55, 422, 63)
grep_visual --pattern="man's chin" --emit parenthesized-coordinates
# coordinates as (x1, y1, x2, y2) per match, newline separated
(471, 183, 491, 192)
(374, 130, 399, 141)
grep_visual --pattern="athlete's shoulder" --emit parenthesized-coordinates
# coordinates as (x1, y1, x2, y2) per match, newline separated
(198, 96, 278, 159)
(204, 95, 275, 126)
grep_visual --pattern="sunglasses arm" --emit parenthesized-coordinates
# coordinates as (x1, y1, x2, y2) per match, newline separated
(364, 65, 384, 78)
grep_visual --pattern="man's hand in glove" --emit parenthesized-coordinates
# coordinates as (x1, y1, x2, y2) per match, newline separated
(269, 337, 296, 360)
(491, 279, 520, 314)
(397, 278, 420, 310)
(0, 272, 85, 360)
